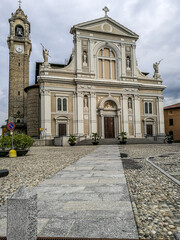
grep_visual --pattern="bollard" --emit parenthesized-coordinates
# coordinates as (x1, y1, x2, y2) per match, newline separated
(9, 149, 17, 158)
(7, 186, 37, 240)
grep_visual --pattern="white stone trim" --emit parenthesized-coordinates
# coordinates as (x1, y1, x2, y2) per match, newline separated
(40, 88, 52, 139)
(55, 116, 70, 136)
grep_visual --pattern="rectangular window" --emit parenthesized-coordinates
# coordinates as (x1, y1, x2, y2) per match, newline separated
(169, 119, 173, 126)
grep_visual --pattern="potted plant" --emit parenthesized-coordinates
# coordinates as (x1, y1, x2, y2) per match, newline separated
(118, 132, 127, 144)
(13, 134, 34, 156)
(68, 134, 77, 146)
(92, 132, 99, 145)
(167, 134, 173, 144)
(0, 135, 11, 157)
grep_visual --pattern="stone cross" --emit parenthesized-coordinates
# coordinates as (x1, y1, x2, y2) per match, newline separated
(18, 0, 22, 8)
(103, 6, 109, 16)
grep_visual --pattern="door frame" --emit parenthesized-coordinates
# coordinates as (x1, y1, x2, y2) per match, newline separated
(55, 116, 70, 137)
(144, 117, 155, 137)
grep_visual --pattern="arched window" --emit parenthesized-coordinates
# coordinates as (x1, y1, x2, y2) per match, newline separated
(15, 25, 24, 37)
(98, 47, 116, 80)
(57, 98, 61, 111)
(144, 101, 153, 114)
(63, 98, 67, 111)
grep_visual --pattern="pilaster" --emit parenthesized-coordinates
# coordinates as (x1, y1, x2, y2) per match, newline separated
(40, 88, 51, 138)
(122, 95, 129, 134)
(134, 95, 142, 137)
(76, 37, 82, 72)
(77, 92, 84, 135)
(121, 44, 126, 76)
(90, 92, 97, 134)
(157, 96, 165, 135)
(132, 45, 137, 77)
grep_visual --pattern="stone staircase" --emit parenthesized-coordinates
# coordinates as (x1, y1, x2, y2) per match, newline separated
(76, 137, 165, 145)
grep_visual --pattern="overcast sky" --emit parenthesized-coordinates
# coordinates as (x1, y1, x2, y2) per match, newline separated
(0, 0, 180, 131)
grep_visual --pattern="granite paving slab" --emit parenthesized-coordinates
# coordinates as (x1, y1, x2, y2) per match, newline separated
(35, 145, 138, 238)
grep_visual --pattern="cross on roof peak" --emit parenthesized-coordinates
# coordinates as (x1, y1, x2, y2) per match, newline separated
(18, 0, 22, 8)
(102, 6, 109, 16)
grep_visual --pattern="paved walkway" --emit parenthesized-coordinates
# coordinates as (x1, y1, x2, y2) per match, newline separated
(0, 145, 138, 238)
(36, 145, 138, 238)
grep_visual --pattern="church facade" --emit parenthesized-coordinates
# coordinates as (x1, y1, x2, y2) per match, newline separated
(8, 6, 166, 140)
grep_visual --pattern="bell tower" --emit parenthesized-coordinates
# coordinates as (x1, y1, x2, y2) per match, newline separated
(7, 3, 31, 133)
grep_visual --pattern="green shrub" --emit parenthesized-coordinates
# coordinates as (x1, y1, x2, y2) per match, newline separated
(68, 135, 77, 143)
(92, 132, 99, 142)
(13, 134, 34, 150)
(0, 135, 11, 150)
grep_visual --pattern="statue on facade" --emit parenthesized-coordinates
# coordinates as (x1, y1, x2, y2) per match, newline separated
(41, 43, 50, 64)
(83, 51, 88, 67)
(153, 59, 163, 79)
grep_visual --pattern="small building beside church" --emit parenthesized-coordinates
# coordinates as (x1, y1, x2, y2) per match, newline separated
(7, 5, 166, 140)
(164, 103, 180, 142)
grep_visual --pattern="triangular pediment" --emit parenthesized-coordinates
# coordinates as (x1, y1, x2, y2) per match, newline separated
(70, 16, 139, 39)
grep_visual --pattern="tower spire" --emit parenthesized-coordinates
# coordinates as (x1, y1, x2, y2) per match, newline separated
(18, 0, 22, 8)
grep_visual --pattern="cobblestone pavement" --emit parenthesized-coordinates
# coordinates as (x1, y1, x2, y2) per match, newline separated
(120, 143, 180, 239)
(150, 153, 180, 181)
(0, 143, 180, 239)
(0, 146, 98, 206)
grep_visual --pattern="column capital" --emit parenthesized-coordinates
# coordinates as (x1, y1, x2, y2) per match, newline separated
(134, 95, 140, 100)
(122, 94, 128, 100)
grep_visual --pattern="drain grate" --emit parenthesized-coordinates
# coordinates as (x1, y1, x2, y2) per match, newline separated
(122, 158, 142, 170)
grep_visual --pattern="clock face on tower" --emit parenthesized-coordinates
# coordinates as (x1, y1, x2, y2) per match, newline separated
(15, 45, 24, 53)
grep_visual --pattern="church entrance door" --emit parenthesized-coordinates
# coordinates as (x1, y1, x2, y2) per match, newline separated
(146, 124, 153, 136)
(104, 117, 115, 138)
(59, 124, 66, 136)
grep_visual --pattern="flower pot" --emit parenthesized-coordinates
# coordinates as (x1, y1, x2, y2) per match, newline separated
(69, 142, 76, 146)
(120, 141, 127, 144)
(0, 150, 9, 157)
(16, 150, 29, 156)
(92, 142, 99, 145)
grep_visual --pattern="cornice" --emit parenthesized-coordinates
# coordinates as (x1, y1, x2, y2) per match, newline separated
(37, 75, 166, 91)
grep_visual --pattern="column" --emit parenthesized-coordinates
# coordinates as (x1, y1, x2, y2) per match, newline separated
(134, 95, 142, 137)
(121, 44, 126, 77)
(122, 95, 129, 134)
(132, 45, 137, 77)
(76, 37, 82, 72)
(90, 92, 97, 134)
(157, 96, 165, 136)
(77, 92, 84, 135)
(40, 88, 51, 139)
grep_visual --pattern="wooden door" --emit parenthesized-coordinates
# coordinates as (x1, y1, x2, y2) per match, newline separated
(146, 124, 153, 136)
(104, 117, 115, 138)
(59, 124, 66, 136)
